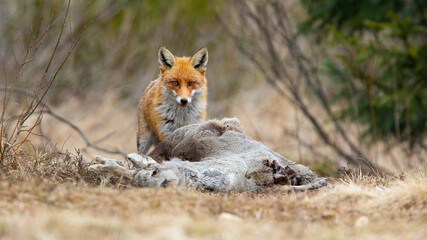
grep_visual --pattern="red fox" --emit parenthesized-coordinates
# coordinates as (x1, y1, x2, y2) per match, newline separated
(137, 47, 208, 154)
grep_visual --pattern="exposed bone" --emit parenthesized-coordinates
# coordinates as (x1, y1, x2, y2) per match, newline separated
(89, 156, 135, 179)
(126, 153, 158, 169)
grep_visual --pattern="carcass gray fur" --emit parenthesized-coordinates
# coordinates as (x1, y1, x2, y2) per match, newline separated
(89, 118, 326, 192)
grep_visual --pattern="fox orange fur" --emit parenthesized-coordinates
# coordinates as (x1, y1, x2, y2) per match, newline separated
(137, 47, 208, 154)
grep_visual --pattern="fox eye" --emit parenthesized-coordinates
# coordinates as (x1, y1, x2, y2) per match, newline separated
(172, 81, 179, 86)
(188, 81, 196, 86)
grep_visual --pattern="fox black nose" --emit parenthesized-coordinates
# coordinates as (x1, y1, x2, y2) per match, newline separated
(180, 98, 188, 104)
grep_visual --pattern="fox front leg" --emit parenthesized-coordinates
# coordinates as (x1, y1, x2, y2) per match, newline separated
(137, 131, 158, 155)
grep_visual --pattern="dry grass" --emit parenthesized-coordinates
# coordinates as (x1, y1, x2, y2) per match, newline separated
(21, 85, 426, 174)
(0, 152, 426, 240)
(3, 83, 424, 239)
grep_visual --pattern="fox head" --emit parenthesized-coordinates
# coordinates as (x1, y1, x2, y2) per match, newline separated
(158, 47, 208, 107)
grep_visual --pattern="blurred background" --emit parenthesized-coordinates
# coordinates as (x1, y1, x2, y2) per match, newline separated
(1, 0, 426, 174)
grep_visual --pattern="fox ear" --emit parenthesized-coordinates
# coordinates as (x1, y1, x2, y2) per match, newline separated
(190, 47, 208, 72)
(158, 47, 176, 71)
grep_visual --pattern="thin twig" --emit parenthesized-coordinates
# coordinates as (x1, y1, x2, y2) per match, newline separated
(45, 0, 71, 73)
(27, 0, 45, 52)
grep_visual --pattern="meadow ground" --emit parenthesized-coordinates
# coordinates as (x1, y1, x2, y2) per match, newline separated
(1, 88, 426, 240)
(0, 166, 426, 240)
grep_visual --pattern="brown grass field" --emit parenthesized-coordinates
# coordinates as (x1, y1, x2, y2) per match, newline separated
(0, 156, 426, 240)
(1, 87, 426, 240)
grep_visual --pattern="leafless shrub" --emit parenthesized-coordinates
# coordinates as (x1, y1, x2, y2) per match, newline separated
(0, 0, 114, 167)
(220, 0, 378, 172)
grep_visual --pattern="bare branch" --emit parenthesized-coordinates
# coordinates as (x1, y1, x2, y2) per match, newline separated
(225, 0, 378, 171)
(12, 24, 26, 57)
(27, 0, 45, 52)
(0, 87, 127, 157)
(45, 0, 71, 73)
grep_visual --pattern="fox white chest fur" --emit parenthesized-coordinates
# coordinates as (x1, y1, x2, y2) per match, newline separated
(156, 86, 206, 136)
